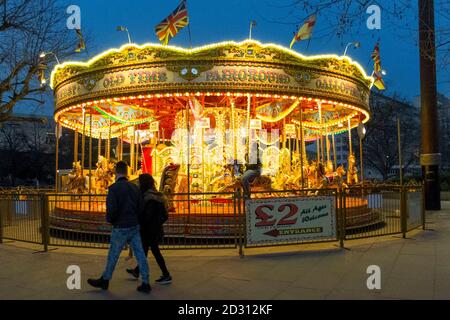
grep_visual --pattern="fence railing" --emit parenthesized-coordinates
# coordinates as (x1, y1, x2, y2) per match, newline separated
(0, 185, 425, 254)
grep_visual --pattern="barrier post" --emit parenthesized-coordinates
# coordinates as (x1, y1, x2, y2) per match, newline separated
(401, 187, 407, 238)
(339, 190, 345, 248)
(40, 194, 50, 251)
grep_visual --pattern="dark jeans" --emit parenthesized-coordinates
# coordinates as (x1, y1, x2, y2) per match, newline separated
(135, 234, 170, 277)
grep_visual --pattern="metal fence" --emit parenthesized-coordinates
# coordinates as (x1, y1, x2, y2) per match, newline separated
(0, 185, 425, 253)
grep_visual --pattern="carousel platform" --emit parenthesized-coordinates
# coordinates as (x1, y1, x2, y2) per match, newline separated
(49, 194, 381, 239)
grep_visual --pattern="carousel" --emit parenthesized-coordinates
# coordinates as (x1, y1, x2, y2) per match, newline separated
(49, 40, 376, 237)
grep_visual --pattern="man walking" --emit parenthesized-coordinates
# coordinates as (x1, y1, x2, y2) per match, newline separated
(87, 161, 151, 293)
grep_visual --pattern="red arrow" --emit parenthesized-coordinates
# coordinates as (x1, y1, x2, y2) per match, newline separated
(264, 229, 280, 237)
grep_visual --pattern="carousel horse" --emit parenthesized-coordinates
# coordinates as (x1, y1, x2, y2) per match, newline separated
(159, 163, 181, 212)
(306, 161, 320, 189)
(324, 165, 348, 188)
(66, 161, 88, 194)
(209, 166, 234, 191)
(217, 173, 275, 196)
(94, 156, 114, 194)
(346, 154, 359, 185)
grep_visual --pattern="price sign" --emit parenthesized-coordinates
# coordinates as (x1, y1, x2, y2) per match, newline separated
(246, 196, 336, 244)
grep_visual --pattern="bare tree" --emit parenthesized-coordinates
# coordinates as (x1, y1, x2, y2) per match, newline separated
(357, 92, 420, 180)
(256, 0, 449, 80)
(0, 0, 77, 122)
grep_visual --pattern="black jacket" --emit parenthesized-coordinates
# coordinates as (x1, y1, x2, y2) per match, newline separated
(106, 177, 142, 228)
(139, 190, 168, 242)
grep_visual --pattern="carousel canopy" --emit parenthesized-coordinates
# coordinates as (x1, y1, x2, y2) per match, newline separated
(51, 40, 373, 139)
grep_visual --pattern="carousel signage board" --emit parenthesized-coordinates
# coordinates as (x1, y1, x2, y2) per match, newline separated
(54, 65, 368, 110)
(246, 196, 336, 245)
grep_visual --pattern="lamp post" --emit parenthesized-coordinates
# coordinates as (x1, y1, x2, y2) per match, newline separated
(343, 41, 360, 56)
(39, 52, 60, 87)
(39, 52, 60, 64)
(419, 0, 440, 210)
(116, 26, 132, 44)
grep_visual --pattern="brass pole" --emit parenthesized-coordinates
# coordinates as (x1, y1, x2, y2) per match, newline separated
(246, 93, 251, 153)
(135, 131, 140, 172)
(74, 131, 78, 163)
(186, 102, 191, 222)
(316, 136, 320, 162)
(107, 118, 112, 161)
(299, 105, 305, 189)
(359, 137, 364, 185)
(130, 127, 135, 173)
(98, 132, 102, 160)
(81, 108, 86, 170)
(332, 133, 337, 170)
(318, 102, 324, 163)
(231, 99, 237, 161)
(120, 130, 124, 161)
(55, 123, 60, 192)
(348, 118, 353, 155)
(89, 110, 93, 194)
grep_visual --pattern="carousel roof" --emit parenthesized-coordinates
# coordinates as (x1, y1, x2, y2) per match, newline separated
(50, 40, 374, 139)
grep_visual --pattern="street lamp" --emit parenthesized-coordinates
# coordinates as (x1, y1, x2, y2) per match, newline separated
(117, 26, 132, 44)
(39, 52, 60, 64)
(343, 41, 361, 56)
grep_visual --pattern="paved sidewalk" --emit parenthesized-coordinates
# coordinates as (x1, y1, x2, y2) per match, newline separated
(1, 203, 450, 300)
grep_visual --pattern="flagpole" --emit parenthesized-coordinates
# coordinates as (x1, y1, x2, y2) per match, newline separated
(187, 23, 193, 49)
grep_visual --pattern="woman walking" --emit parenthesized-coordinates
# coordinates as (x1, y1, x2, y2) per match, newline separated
(127, 174, 172, 284)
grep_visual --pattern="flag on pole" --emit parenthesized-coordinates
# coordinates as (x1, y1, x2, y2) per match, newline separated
(371, 42, 386, 90)
(290, 14, 317, 49)
(155, 0, 189, 46)
(75, 29, 86, 52)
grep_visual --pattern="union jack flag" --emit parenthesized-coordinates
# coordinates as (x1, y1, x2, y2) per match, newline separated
(155, 0, 189, 46)
(371, 42, 386, 90)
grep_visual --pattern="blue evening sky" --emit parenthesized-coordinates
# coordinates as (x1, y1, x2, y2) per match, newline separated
(24, 0, 450, 115)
